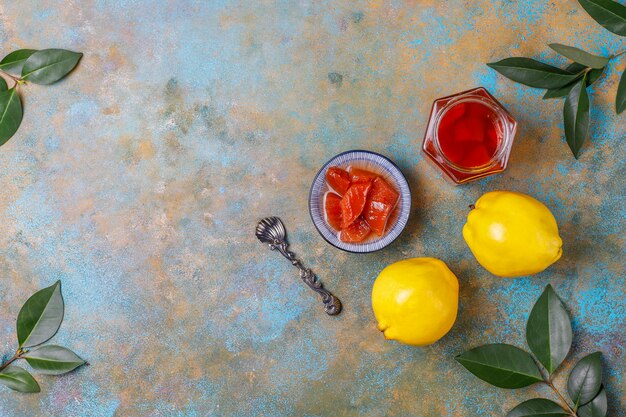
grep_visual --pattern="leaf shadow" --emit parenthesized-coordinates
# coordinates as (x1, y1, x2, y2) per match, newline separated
(605, 374, 624, 415)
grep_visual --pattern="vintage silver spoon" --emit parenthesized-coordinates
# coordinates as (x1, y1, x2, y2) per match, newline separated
(255, 216, 342, 315)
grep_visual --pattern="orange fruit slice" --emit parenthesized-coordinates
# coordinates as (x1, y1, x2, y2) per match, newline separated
(325, 167, 351, 195)
(340, 181, 372, 228)
(363, 177, 399, 235)
(350, 168, 377, 183)
(324, 192, 343, 231)
(340, 217, 371, 243)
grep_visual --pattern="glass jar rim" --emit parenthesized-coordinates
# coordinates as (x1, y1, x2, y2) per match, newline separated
(431, 95, 513, 174)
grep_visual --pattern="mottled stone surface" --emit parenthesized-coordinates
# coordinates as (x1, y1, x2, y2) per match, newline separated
(0, 1, 624, 416)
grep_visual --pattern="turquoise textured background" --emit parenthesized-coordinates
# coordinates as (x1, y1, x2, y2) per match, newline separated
(0, 1, 624, 416)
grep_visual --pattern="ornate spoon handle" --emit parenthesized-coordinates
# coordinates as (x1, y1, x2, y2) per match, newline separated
(255, 217, 342, 315)
(273, 241, 342, 315)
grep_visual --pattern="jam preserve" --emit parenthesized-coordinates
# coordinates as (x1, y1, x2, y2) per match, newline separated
(422, 87, 517, 184)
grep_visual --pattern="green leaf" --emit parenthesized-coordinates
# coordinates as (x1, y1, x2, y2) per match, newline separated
(567, 352, 603, 407)
(506, 398, 569, 417)
(0, 365, 40, 393)
(566, 63, 606, 85)
(17, 280, 64, 348)
(548, 44, 610, 69)
(563, 75, 590, 159)
(526, 284, 572, 375)
(487, 58, 581, 89)
(0, 77, 7, 92)
(0, 49, 38, 74)
(24, 345, 85, 375)
(456, 344, 543, 389)
(543, 64, 604, 99)
(577, 0, 626, 37)
(617, 68, 626, 114)
(578, 386, 608, 417)
(0, 88, 23, 148)
(21, 49, 82, 85)
(584, 68, 604, 85)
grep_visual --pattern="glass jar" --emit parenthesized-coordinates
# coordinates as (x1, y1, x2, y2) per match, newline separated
(421, 87, 517, 185)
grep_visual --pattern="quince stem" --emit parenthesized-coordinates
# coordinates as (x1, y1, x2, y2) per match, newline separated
(545, 378, 578, 416)
(0, 70, 24, 89)
(0, 348, 27, 373)
(532, 356, 578, 416)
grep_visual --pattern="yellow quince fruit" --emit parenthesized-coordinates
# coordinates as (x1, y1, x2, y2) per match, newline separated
(463, 191, 562, 277)
(371, 258, 459, 346)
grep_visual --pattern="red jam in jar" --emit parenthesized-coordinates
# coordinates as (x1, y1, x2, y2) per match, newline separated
(422, 87, 517, 184)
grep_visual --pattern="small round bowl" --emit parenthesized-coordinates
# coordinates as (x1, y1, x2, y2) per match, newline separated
(309, 150, 411, 253)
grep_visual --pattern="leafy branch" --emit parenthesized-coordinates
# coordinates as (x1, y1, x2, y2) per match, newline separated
(487, 0, 626, 159)
(0, 281, 86, 393)
(456, 285, 608, 417)
(0, 48, 82, 148)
